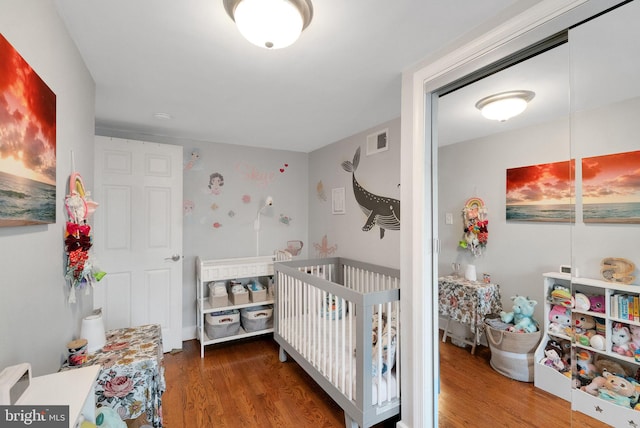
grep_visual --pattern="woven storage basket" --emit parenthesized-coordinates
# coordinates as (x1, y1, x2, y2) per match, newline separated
(485, 318, 541, 382)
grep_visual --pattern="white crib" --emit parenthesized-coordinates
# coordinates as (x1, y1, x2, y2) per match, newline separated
(274, 257, 400, 428)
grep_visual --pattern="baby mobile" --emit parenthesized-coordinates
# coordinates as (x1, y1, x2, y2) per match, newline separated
(64, 162, 105, 303)
(458, 197, 488, 257)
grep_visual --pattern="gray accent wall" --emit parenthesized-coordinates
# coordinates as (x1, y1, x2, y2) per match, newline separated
(308, 118, 401, 270)
(0, 0, 96, 375)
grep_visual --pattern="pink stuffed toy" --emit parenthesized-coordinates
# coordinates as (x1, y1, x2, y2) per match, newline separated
(548, 305, 571, 335)
(589, 295, 606, 313)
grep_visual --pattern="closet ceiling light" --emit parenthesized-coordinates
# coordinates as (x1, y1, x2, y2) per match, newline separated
(223, 0, 313, 49)
(475, 90, 535, 122)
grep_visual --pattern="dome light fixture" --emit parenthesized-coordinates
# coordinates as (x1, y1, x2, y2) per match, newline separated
(224, 0, 313, 49)
(475, 90, 535, 122)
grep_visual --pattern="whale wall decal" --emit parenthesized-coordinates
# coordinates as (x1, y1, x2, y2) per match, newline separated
(341, 147, 400, 239)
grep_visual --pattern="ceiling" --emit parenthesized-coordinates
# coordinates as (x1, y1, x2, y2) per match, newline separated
(52, 0, 541, 153)
(437, 43, 569, 146)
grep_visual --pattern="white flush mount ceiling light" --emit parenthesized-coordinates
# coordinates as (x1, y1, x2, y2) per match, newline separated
(224, 0, 313, 49)
(152, 112, 172, 120)
(475, 90, 535, 122)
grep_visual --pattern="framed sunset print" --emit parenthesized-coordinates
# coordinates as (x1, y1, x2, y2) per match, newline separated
(582, 150, 640, 224)
(0, 34, 56, 227)
(506, 160, 575, 222)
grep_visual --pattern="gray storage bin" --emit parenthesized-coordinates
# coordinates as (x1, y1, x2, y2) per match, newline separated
(205, 310, 240, 339)
(240, 305, 273, 332)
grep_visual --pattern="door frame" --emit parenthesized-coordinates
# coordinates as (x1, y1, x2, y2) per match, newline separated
(398, 1, 628, 427)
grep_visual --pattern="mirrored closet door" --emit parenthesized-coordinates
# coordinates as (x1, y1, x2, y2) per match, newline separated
(429, 1, 638, 426)
(569, 1, 640, 426)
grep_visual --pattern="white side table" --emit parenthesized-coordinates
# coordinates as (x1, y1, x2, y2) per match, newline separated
(17, 365, 100, 428)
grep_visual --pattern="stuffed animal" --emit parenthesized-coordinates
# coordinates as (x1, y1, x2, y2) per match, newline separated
(574, 292, 591, 311)
(574, 313, 596, 335)
(540, 340, 565, 371)
(612, 323, 633, 357)
(589, 334, 606, 350)
(82, 407, 127, 428)
(594, 316, 606, 337)
(550, 284, 572, 307)
(629, 324, 640, 352)
(559, 339, 572, 365)
(598, 371, 640, 408)
(576, 349, 597, 379)
(595, 356, 631, 378)
(500, 295, 538, 333)
(589, 294, 606, 313)
(548, 305, 571, 335)
(582, 375, 607, 396)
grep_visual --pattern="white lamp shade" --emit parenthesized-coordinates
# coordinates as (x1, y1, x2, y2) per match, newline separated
(234, 0, 303, 49)
(81, 314, 106, 353)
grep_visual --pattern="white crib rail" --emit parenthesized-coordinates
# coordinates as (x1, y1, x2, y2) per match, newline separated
(275, 258, 400, 421)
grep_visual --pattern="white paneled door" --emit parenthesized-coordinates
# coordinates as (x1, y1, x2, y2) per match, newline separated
(93, 136, 183, 352)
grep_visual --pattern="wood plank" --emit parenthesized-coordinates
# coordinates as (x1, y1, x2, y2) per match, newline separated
(161, 335, 608, 427)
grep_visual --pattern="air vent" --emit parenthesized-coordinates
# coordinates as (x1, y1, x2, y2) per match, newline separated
(366, 128, 388, 155)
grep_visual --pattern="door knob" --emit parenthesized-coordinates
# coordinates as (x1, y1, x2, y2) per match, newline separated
(165, 254, 181, 262)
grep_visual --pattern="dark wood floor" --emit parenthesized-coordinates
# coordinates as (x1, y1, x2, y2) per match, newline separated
(162, 335, 608, 427)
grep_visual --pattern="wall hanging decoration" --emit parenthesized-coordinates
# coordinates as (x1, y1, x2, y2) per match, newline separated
(582, 150, 640, 224)
(64, 168, 104, 303)
(184, 149, 201, 170)
(279, 213, 293, 225)
(313, 235, 337, 258)
(235, 161, 275, 188)
(0, 34, 57, 227)
(208, 172, 224, 195)
(341, 147, 400, 239)
(506, 160, 574, 222)
(286, 240, 303, 256)
(600, 257, 636, 284)
(459, 197, 488, 257)
(316, 180, 327, 201)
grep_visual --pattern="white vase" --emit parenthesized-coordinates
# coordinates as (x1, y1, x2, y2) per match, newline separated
(465, 265, 477, 282)
(81, 314, 106, 353)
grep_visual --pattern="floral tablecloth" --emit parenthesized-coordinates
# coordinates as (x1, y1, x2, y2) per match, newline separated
(61, 324, 165, 427)
(438, 275, 502, 333)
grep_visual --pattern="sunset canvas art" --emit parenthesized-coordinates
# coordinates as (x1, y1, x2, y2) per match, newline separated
(0, 34, 56, 226)
(582, 150, 640, 224)
(506, 160, 574, 222)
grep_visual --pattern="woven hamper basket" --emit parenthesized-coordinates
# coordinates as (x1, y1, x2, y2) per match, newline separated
(485, 318, 541, 382)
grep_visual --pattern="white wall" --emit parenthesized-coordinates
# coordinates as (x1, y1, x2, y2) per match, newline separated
(0, 0, 95, 375)
(438, 116, 572, 325)
(308, 118, 401, 269)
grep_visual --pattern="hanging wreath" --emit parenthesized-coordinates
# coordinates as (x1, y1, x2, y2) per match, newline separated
(64, 172, 105, 303)
(459, 197, 488, 257)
